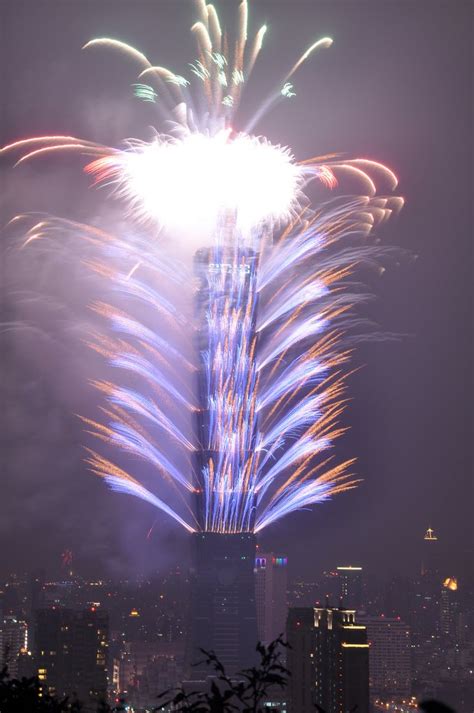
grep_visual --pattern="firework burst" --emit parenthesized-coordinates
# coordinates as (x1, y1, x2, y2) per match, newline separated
(2, 1, 402, 534)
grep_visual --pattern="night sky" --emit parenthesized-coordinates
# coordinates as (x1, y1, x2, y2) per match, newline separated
(1, 1, 471, 582)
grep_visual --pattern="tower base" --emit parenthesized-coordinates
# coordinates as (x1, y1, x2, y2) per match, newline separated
(189, 532, 258, 675)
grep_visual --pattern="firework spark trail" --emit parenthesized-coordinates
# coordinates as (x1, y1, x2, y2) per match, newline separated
(3, 0, 403, 534)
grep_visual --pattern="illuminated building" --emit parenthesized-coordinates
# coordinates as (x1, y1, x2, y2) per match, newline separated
(336, 565, 364, 610)
(411, 527, 444, 638)
(359, 616, 412, 699)
(440, 577, 460, 640)
(189, 533, 257, 675)
(193, 241, 260, 537)
(255, 553, 288, 645)
(0, 616, 28, 677)
(287, 606, 369, 713)
(187, 242, 260, 674)
(421, 527, 440, 577)
(35, 608, 108, 711)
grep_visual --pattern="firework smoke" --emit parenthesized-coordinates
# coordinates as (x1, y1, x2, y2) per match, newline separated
(2, 0, 402, 535)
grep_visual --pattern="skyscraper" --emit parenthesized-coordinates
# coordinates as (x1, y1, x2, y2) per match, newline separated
(336, 565, 364, 610)
(421, 527, 440, 577)
(35, 608, 108, 711)
(416, 528, 443, 636)
(187, 238, 260, 674)
(0, 615, 28, 677)
(359, 616, 412, 700)
(189, 533, 257, 675)
(287, 605, 369, 713)
(255, 553, 288, 645)
(193, 240, 261, 537)
(439, 577, 460, 640)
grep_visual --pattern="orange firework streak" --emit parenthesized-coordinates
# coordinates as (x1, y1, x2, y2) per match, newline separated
(3, 0, 402, 535)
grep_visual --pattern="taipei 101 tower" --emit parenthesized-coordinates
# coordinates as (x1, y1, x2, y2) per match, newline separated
(5, 0, 402, 682)
(189, 216, 261, 672)
(190, 532, 257, 673)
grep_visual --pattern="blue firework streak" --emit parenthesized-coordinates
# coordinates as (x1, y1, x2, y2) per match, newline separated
(2, 1, 403, 534)
(79, 194, 399, 536)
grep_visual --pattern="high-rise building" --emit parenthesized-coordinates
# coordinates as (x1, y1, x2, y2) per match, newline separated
(186, 242, 260, 675)
(411, 528, 444, 638)
(35, 608, 108, 711)
(439, 577, 460, 640)
(189, 533, 257, 675)
(255, 553, 288, 645)
(336, 565, 364, 610)
(287, 606, 369, 713)
(359, 616, 411, 699)
(0, 615, 28, 677)
(421, 527, 440, 577)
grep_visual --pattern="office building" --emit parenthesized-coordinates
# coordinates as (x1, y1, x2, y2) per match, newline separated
(0, 616, 28, 677)
(359, 616, 411, 699)
(35, 607, 108, 711)
(421, 527, 440, 578)
(287, 606, 369, 713)
(255, 553, 288, 644)
(336, 565, 364, 610)
(439, 577, 460, 641)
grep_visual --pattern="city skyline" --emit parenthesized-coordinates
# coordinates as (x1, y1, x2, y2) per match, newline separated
(1, 532, 472, 710)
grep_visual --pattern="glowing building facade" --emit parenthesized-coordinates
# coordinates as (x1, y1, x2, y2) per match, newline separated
(193, 235, 261, 535)
(255, 553, 288, 645)
(0, 616, 28, 678)
(359, 616, 412, 700)
(337, 565, 364, 610)
(35, 608, 108, 711)
(439, 577, 460, 640)
(287, 606, 369, 713)
(421, 527, 440, 577)
(188, 238, 260, 673)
